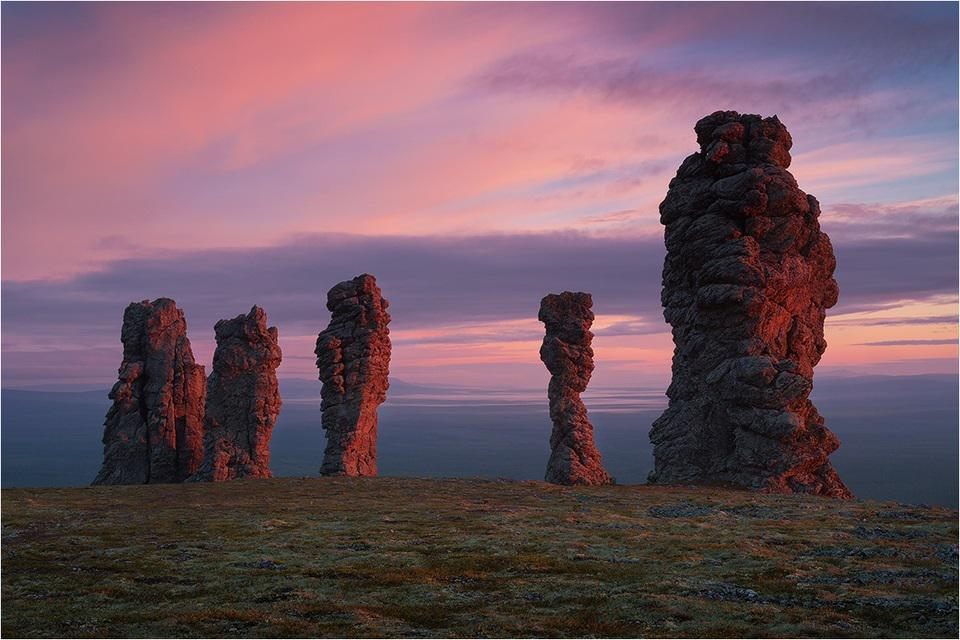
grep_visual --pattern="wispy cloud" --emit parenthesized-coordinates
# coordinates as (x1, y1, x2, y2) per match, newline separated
(479, 53, 873, 119)
(830, 314, 958, 328)
(857, 339, 957, 347)
(821, 196, 959, 240)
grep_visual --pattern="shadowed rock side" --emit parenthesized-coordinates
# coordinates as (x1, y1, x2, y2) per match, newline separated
(650, 111, 851, 498)
(93, 299, 206, 485)
(539, 292, 612, 486)
(191, 306, 282, 481)
(315, 274, 391, 476)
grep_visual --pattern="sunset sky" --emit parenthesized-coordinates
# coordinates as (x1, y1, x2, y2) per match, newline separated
(2, 1, 957, 390)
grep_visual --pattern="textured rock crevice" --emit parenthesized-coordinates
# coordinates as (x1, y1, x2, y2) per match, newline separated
(650, 111, 850, 498)
(192, 306, 282, 481)
(539, 292, 612, 486)
(93, 298, 206, 485)
(315, 274, 391, 476)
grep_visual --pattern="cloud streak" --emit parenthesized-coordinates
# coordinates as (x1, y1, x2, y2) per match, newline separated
(857, 339, 957, 347)
(831, 314, 958, 328)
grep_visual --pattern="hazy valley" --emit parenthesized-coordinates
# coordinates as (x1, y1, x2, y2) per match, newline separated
(3, 373, 957, 507)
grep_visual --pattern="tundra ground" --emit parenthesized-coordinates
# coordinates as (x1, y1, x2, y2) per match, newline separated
(2, 477, 957, 638)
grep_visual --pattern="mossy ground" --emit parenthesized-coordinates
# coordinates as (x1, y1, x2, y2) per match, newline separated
(2, 477, 957, 638)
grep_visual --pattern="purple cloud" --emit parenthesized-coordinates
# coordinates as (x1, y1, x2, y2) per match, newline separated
(3, 224, 957, 387)
(831, 236, 958, 312)
(480, 53, 873, 118)
(823, 199, 959, 241)
(475, 3, 957, 142)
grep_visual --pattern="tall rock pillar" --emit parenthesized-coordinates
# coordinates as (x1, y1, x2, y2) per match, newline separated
(93, 298, 206, 485)
(650, 111, 850, 497)
(193, 306, 282, 481)
(316, 274, 391, 476)
(539, 292, 612, 486)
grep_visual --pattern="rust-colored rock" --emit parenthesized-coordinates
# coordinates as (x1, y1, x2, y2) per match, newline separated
(192, 306, 282, 481)
(93, 298, 206, 485)
(315, 274, 391, 476)
(539, 292, 612, 486)
(649, 111, 850, 498)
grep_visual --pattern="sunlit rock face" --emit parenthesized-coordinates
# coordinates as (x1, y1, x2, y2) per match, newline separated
(93, 299, 206, 485)
(650, 111, 851, 498)
(316, 274, 391, 476)
(539, 292, 612, 486)
(192, 306, 282, 482)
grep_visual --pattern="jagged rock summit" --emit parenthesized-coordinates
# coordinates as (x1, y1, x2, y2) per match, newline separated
(649, 111, 850, 498)
(192, 306, 282, 481)
(539, 292, 612, 486)
(315, 274, 392, 476)
(93, 298, 206, 485)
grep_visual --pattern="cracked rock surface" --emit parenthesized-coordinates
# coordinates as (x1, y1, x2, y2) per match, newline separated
(650, 111, 850, 498)
(315, 274, 391, 476)
(193, 306, 282, 481)
(539, 292, 612, 486)
(93, 298, 206, 485)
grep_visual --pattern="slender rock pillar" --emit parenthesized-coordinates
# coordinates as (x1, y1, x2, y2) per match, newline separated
(539, 291, 612, 486)
(315, 274, 391, 476)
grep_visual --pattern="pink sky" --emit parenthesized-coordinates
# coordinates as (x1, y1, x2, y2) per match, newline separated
(2, 2, 957, 389)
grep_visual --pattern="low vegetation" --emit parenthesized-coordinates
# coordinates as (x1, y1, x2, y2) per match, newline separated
(2, 478, 957, 637)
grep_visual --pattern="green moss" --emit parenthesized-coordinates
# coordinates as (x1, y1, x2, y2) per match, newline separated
(2, 478, 957, 638)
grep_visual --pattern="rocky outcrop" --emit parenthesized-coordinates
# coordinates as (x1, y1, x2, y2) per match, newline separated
(192, 306, 282, 481)
(539, 292, 612, 486)
(649, 111, 850, 498)
(93, 299, 206, 485)
(315, 274, 391, 476)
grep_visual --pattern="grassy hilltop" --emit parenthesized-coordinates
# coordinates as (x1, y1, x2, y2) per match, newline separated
(2, 478, 957, 638)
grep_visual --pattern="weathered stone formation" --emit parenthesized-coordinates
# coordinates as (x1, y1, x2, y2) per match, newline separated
(315, 274, 391, 476)
(649, 111, 850, 498)
(93, 299, 206, 485)
(539, 292, 612, 486)
(192, 306, 282, 481)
